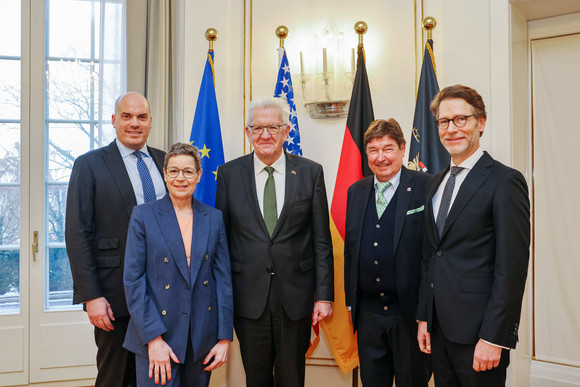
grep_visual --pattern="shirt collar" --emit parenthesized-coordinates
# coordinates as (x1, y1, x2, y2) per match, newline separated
(253, 152, 286, 175)
(373, 168, 402, 191)
(450, 147, 484, 171)
(116, 138, 150, 159)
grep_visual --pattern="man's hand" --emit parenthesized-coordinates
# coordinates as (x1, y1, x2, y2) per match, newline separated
(203, 340, 231, 371)
(473, 339, 502, 372)
(312, 301, 333, 325)
(86, 297, 115, 331)
(417, 321, 431, 354)
(148, 336, 179, 385)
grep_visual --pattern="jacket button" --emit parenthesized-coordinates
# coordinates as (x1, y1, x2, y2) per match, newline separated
(204, 254, 208, 261)
(383, 306, 388, 311)
(373, 242, 378, 247)
(376, 224, 380, 228)
(203, 280, 208, 286)
(161, 310, 167, 316)
(437, 251, 443, 257)
(374, 260, 379, 265)
(376, 277, 381, 282)
(165, 284, 170, 290)
(163, 257, 169, 263)
(379, 292, 385, 297)
(208, 306, 212, 311)
(430, 282, 434, 288)
(269, 241, 273, 247)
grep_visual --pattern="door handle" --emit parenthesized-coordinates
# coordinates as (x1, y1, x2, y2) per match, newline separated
(32, 231, 38, 262)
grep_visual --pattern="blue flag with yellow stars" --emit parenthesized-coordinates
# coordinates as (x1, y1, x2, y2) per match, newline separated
(190, 50, 225, 207)
(274, 47, 302, 155)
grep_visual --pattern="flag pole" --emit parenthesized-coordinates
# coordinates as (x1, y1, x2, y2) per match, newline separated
(354, 21, 367, 47)
(205, 27, 218, 52)
(423, 16, 436, 40)
(276, 25, 288, 48)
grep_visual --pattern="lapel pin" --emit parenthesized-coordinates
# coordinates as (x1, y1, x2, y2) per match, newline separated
(407, 187, 412, 191)
(291, 170, 296, 175)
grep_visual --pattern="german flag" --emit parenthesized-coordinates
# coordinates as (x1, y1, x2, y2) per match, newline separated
(319, 44, 374, 373)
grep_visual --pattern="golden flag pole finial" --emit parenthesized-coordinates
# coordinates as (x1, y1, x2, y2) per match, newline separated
(276, 25, 288, 48)
(354, 21, 368, 47)
(206, 28, 218, 51)
(422, 17, 436, 40)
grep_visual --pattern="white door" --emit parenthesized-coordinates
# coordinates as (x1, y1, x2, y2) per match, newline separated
(0, 0, 126, 384)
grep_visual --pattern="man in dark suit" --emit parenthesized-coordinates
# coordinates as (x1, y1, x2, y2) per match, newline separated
(344, 118, 431, 387)
(66, 92, 166, 387)
(215, 97, 334, 387)
(416, 85, 530, 386)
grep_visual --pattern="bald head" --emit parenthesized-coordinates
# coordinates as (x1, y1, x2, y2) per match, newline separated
(112, 92, 153, 151)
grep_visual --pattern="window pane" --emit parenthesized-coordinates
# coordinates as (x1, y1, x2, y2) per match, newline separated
(47, 123, 92, 183)
(0, 123, 20, 183)
(0, 0, 21, 56)
(46, 59, 93, 122)
(0, 250, 19, 314)
(47, 247, 74, 309)
(47, 185, 67, 243)
(47, 0, 93, 58)
(0, 60, 21, 120)
(0, 186, 20, 246)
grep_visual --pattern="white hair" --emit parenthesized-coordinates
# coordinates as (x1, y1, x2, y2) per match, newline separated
(246, 97, 290, 126)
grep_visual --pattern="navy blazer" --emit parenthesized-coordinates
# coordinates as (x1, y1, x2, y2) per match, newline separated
(344, 167, 431, 327)
(123, 195, 233, 363)
(66, 140, 165, 317)
(417, 152, 530, 348)
(215, 152, 334, 321)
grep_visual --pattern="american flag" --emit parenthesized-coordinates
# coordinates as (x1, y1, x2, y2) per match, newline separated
(274, 48, 302, 156)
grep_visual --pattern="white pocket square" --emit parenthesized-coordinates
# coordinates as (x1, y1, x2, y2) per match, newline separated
(406, 205, 425, 215)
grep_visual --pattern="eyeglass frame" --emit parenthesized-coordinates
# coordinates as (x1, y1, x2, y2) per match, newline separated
(164, 167, 199, 179)
(248, 124, 286, 136)
(436, 114, 475, 129)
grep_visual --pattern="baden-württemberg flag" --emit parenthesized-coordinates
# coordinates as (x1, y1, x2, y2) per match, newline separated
(274, 47, 302, 156)
(190, 50, 225, 207)
(408, 39, 449, 174)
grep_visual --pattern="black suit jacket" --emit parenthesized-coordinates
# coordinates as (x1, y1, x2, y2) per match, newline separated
(344, 167, 431, 327)
(417, 151, 530, 348)
(215, 152, 334, 321)
(65, 140, 166, 318)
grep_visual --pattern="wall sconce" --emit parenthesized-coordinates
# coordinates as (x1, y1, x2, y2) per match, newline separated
(296, 23, 366, 119)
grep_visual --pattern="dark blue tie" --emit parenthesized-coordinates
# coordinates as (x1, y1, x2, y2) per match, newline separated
(435, 166, 464, 237)
(133, 151, 157, 203)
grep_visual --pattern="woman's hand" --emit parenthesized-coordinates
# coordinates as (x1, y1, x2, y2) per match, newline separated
(203, 339, 231, 371)
(148, 336, 179, 385)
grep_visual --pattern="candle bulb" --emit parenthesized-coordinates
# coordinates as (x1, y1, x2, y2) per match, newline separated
(300, 51, 305, 76)
(351, 48, 355, 73)
(322, 48, 328, 76)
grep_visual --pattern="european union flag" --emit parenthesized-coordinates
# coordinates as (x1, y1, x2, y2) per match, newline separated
(274, 48, 302, 155)
(190, 50, 225, 207)
(408, 39, 449, 174)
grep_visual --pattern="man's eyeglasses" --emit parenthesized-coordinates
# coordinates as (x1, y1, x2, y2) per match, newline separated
(436, 115, 475, 129)
(165, 168, 198, 179)
(248, 125, 285, 135)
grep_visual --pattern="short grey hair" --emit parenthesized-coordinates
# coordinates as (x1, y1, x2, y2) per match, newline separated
(164, 142, 201, 170)
(246, 97, 290, 126)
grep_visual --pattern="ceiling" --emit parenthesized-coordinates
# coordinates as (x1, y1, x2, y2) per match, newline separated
(510, 0, 580, 21)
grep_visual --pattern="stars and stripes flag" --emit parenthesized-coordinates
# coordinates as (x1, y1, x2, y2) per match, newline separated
(274, 47, 303, 156)
(189, 50, 225, 207)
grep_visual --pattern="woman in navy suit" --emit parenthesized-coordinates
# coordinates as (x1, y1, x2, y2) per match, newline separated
(123, 142, 233, 386)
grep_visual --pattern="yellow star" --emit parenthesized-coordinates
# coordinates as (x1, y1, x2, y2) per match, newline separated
(213, 168, 218, 180)
(200, 144, 211, 159)
(189, 140, 195, 145)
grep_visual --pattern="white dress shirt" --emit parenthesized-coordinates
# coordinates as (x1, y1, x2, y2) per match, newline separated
(431, 147, 484, 219)
(253, 153, 286, 218)
(374, 168, 402, 204)
(116, 139, 165, 205)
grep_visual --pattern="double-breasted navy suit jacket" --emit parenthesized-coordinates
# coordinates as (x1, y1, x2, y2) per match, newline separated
(344, 167, 432, 327)
(123, 195, 233, 362)
(417, 152, 530, 349)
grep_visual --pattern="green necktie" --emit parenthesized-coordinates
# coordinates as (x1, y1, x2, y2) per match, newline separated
(263, 166, 277, 236)
(376, 181, 391, 218)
